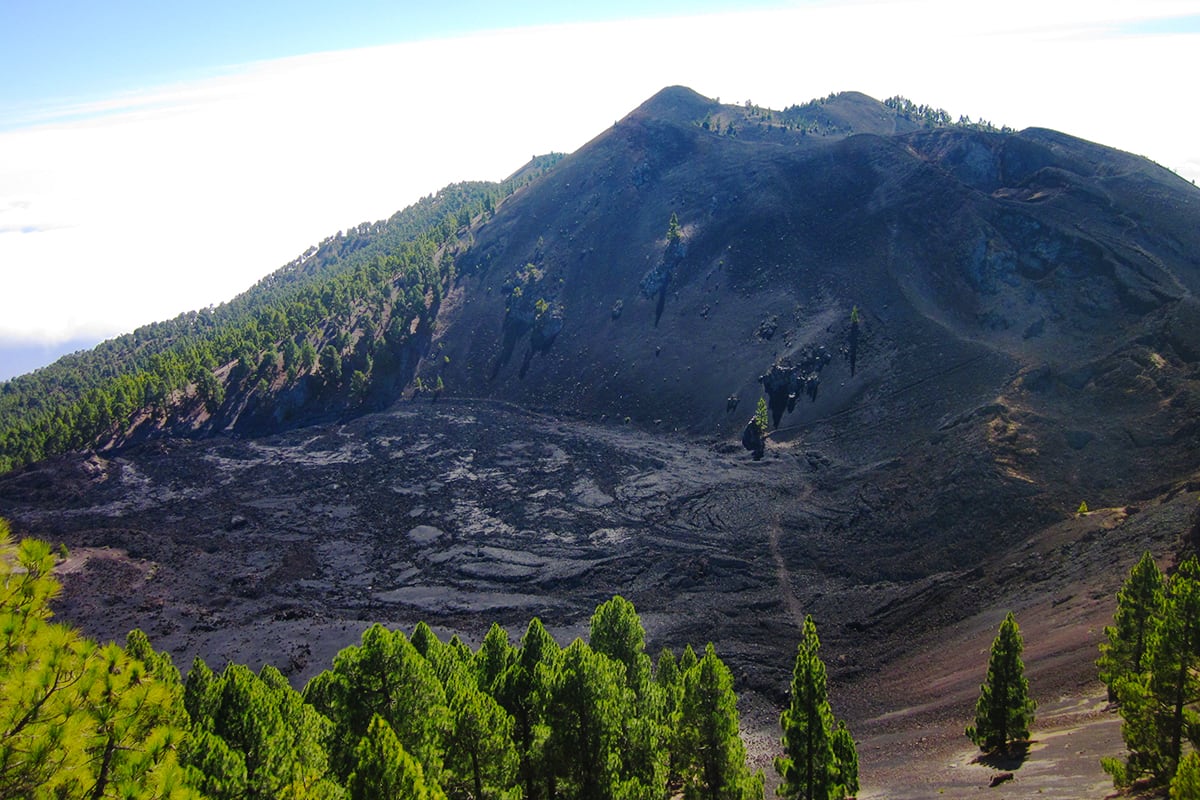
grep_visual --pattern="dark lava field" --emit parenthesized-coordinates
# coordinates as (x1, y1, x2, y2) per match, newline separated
(2, 394, 1196, 795)
(2, 393, 1193, 711)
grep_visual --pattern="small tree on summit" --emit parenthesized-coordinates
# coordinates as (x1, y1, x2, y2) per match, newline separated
(667, 212, 682, 247)
(966, 612, 1036, 754)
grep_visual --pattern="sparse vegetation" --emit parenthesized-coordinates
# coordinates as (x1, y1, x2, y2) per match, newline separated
(883, 95, 1013, 133)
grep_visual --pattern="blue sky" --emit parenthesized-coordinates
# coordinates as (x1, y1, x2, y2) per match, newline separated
(1, 0, 784, 120)
(2, 0, 1199, 380)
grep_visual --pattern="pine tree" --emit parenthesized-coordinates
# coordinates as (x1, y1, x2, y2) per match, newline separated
(440, 665, 519, 800)
(1147, 557, 1200, 782)
(447, 634, 474, 665)
(410, 620, 441, 659)
(754, 398, 768, 437)
(1104, 557, 1200, 789)
(589, 595, 651, 696)
(303, 624, 449, 783)
(0, 524, 200, 799)
(347, 715, 444, 800)
(1171, 751, 1200, 799)
(187, 662, 337, 798)
(179, 728, 248, 799)
(320, 345, 342, 386)
(679, 644, 764, 800)
(501, 617, 560, 800)
(589, 596, 666, 796)
(350, 369, 369, 400)
(830, 722, 858, 798)
(776, 616, 848, 800)
(474, 623, 514, 695)
(656, 648, 686, 787)
(543, 639, 627, 800)
(73, 642, 192, 800)
(966, 612, 1036, 754)
(0, 530, 84, 797)
(655, 648, 682, 699)
(1098, 552, 1165, 698)
(667, 213, 683, 247)
(679, 644, 699, 675)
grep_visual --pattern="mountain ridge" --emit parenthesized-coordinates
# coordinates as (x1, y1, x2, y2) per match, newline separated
(4, 87, 1199, 536)
(5, 88, 1195, 468)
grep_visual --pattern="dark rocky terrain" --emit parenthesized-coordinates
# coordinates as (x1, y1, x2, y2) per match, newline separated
(2, 397, 1196, 794)
(2, 86, 1200, 794)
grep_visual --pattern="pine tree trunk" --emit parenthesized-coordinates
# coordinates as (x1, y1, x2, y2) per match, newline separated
(805, 684, 815, 800)
(89, 736, 116, 800)
(1170, 658, 1187, 771)
(471, 747, 483, 800)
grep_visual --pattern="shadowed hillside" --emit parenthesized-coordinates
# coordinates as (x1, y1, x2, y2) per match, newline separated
(428, 86, 1200, 530)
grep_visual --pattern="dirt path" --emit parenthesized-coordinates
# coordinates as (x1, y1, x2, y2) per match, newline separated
(768, 514, 805, 630)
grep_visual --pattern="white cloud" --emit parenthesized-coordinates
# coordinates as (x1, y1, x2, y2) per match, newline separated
(1, 0, 1198, 350)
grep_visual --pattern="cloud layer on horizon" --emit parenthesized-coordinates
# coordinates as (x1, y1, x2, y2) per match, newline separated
(1, 0, 1197, 353)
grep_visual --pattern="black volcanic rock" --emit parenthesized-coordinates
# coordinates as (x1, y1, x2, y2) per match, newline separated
(434, 88, 1200, 505)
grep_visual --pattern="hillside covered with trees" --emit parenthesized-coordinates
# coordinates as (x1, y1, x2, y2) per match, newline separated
(0, 157, 561, 474)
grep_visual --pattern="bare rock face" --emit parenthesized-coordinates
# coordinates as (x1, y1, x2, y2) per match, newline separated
(758, 346, 832, 428)
(436, 89, 1200, 510)
(740, 416, 765, 460)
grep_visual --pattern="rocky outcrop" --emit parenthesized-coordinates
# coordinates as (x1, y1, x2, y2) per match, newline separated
(640, 220, 687, 326)
(758, 346, 832, 428)
(492, 263, 565, 379)
(741, 416, 766, 460)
